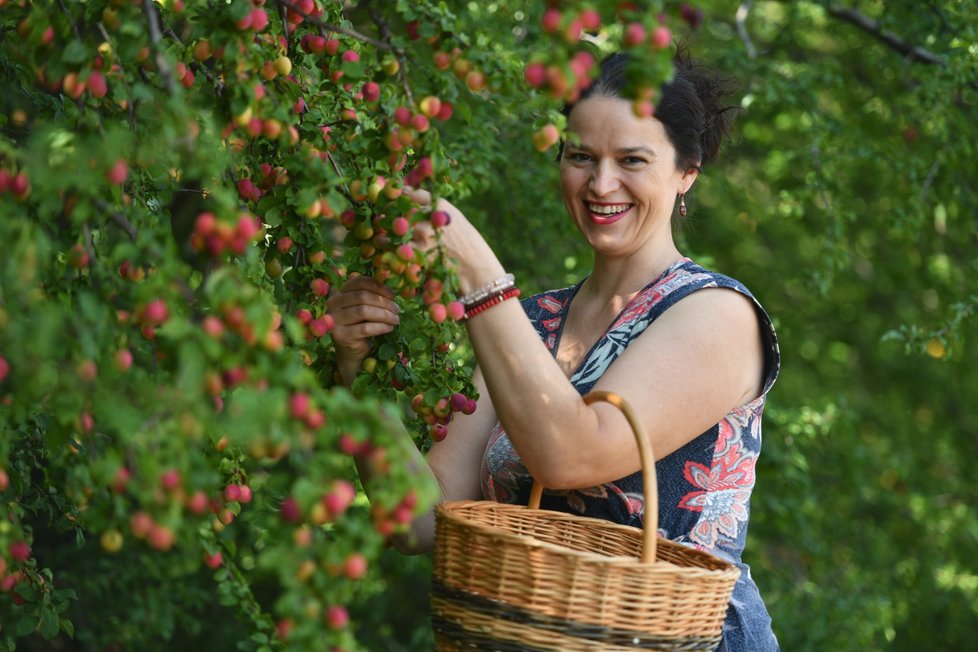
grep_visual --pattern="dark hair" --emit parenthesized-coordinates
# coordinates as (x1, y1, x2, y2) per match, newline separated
(562, 48, 739, 171)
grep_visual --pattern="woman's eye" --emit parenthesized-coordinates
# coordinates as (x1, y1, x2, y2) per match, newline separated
(567, 152, 591, 163)
(622, 157, 646, 166)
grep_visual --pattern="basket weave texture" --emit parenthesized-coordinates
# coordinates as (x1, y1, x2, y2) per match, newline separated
(431, 391, 740, 651)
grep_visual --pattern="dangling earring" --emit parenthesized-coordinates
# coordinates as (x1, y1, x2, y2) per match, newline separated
(679, 193, 687, 217)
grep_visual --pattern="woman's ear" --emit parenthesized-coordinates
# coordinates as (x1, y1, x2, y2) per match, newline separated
(680, 167, 700, 194)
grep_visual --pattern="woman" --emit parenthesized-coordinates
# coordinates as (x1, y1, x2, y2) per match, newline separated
(328, 51, 781, 652)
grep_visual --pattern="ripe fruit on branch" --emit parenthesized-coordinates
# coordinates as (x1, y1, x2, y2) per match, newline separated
(532, 124, 560, 152)
(106, 159, 129, 186)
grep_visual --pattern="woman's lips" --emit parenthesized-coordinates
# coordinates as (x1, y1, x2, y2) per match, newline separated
(586, 203, 632, 225)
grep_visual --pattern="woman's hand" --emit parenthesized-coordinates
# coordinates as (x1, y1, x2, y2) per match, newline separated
(404, 187, 506, 297)
(326, 275, 400, 385)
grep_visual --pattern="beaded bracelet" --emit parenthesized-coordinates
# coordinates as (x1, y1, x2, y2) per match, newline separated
(463, 287, 521, 321)
(458, 273, 516, 308)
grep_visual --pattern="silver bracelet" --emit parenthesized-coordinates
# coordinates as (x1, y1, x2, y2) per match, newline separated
(459, 273, 516, 307)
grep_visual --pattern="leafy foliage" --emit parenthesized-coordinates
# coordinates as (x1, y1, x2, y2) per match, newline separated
(0, 0, 975, 651)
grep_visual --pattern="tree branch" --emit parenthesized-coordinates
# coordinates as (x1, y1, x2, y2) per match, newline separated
(736, 0, 757, 59)
(275, 0, 398, 53)
(142, 0, 177, 94)
(827, 5, 943, 65)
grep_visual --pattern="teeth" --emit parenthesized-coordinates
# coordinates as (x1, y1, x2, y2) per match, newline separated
(587, 203, 630, 215)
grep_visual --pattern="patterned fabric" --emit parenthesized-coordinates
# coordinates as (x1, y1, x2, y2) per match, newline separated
(480, 258, 782, 652)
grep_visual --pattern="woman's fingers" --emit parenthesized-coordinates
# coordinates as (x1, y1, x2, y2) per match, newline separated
(327, 275, 400, 352)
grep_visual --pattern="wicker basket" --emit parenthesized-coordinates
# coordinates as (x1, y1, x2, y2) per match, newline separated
(431, 391, 740, 651)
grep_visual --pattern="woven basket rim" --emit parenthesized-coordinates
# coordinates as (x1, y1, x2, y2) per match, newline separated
(436, 499, 739, 575)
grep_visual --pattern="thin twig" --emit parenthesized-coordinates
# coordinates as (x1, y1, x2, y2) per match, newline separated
(735, 0, 757, 59)
(142, 0, 176, 94)
(920, 159, 941, 206)
(56, 0, 85, 41)
(278, 2, 293, 58)
(95, 198, 139, 241)
(276, 0, 398, 52)
(827, 6, 943, 65)
(367, 4, 415, 105)
(96, 22, 139, 129)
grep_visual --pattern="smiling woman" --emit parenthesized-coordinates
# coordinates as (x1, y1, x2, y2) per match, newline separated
(330, 49, 782, 652)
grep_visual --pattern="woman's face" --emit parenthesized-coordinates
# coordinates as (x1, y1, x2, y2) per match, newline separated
(560, 95, 695, 259)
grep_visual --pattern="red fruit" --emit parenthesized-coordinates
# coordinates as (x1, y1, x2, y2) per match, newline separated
(224, 484, 242, 502)
(236, 178, 260, 202)
(301, 34, 326, 54)
(436, 101, 454, 121)
(428, 303, 447, 324)
(393, 106, 412, 126)
(305, 409, 325, 429)
(410, 113, 430, 133)
(310, 278, 330, 296)
(396, 243, 414, 261)
(280, 496, 301, 523)
(130, 511, 153, 538)
(114, 348, 133, 371)
(338, 434, 362, 455)
(195, 211, 216, 236)
(148, 524, 175, 551)
(341, 50, 360, 63)
(580, 9, 601, 30)
(77, 359, 98, 382)
(680, 3, 704, 29)
(0, 468, 8, 492)
(323, 480, 355, 518)
(362, 81, 380, 103)
(277, 236, 294, 252)
(446, 301, 465, 321)
(324, 39, 340, 55)
(541, 9, 562, 33)
(405, 21, 420, 40)
(524, 62, 546, 88)
(249, 9, 268, 32)
(106, 159, 128, 185)
(237, 485, 253, 504)
(343, 553, 368, 580)
(112, 467, 131, 493)
(651, 26, 671, 49)
(391, 216, 410, 236)
(463, 398, 477, 415)
(186, 491, 209, 515)
(87, 70, 108, 98)
(623, 22, 646, 47)
(0, 169, 9, 193)
(0, 356, 7, 382)
(431, 423, 448, 442)
(290, 393, 310, 419)
(308, 316, 333, 337)
(325, 605, 349, 630)
(203, 552, 223, 569)
(10, 173, 29, 199)
(202, 315, 224, 338)
(161, 469, 181, 491)
(141, 299, 169, 325)
(465, 70, 487, 92)
(431, 210, 451, 228)
(9, 541, 30, 563)
(295, 309, 313, 325)
(415, 156, 433, 178)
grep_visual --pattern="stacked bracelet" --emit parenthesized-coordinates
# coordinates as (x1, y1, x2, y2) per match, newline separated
(458, 273, 516, 307)
(463, 287, 521, 320)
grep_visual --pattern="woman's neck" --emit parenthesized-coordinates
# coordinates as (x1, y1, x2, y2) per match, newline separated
(585, 242, 684, 303)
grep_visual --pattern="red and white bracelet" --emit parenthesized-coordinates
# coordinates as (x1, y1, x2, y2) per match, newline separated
(462, 287, 521, 320)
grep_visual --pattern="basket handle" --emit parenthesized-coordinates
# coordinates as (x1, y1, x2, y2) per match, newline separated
(527, 390, 658, 564)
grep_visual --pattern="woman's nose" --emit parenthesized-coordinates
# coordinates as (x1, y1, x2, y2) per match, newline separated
(588, 160, 620, 196)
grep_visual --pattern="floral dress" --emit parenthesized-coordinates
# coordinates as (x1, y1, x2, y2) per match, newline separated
(480, 258, 782, 652)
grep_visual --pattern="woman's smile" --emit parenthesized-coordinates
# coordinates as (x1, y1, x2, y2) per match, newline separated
(585, 201, 634, 224)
